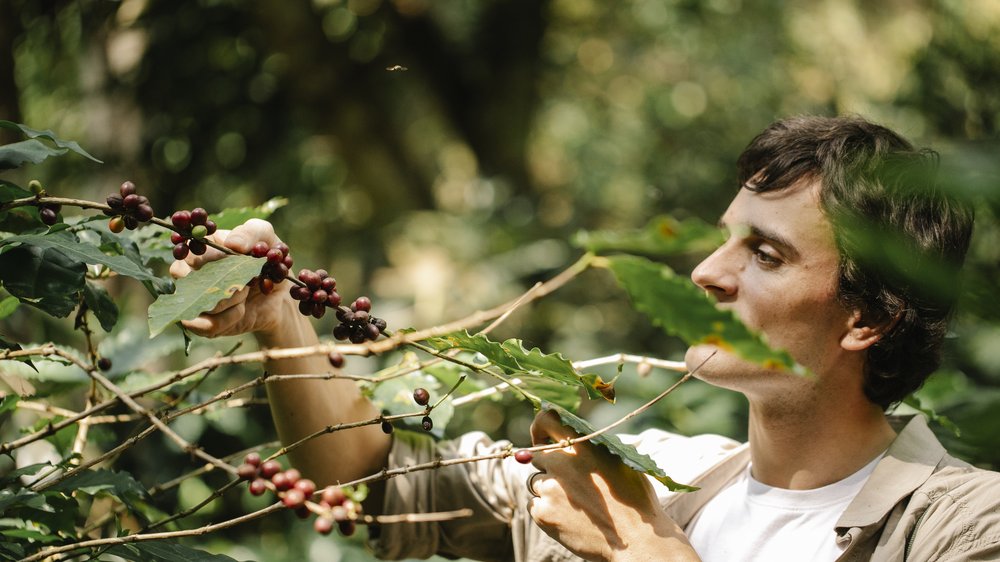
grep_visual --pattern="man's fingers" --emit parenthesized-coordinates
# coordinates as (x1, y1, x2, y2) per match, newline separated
(206, 284, 250, 315)
(169, 258, 192, 280)
(530, 409, 577, 447)
(181, 300, 247, 337)
(225, 219, 282, 254)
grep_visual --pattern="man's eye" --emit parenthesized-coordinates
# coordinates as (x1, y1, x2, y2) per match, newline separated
(753, 248, 781, 267)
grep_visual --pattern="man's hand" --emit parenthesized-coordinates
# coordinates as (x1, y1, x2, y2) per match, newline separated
(168, 219, 298, 341)
(527, 410, 700, 562)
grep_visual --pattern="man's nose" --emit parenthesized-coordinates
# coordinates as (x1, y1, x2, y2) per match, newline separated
(690, 242, 738, 301)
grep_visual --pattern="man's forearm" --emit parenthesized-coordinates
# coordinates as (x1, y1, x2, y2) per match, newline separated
(257, 305, 391, 487)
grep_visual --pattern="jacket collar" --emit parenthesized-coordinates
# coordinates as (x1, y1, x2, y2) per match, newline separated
(835, 415, 947, 529)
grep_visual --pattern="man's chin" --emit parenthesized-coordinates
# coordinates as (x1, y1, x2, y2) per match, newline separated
(684, 343, 728, 374)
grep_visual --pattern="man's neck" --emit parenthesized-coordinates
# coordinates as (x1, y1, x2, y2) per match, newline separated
(746, 393, 896, 490)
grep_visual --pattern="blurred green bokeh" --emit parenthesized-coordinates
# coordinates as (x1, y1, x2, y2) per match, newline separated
(2, 0, 999, 560)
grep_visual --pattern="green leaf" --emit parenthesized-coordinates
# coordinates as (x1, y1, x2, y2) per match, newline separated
(0, 180, 40, 231)
(542, 401, 698, 492)
(0, 245, 86, 317)
(82, 282, 119, 332)
(606, 255, 799, 372)
(0, 139, 67, 170)
(0, 490, 46, 513)
(0, 338, 35, 372)
(0, 394, 18, 415)
(49, 468, 151, 515)
(210, 197, 289, 230)
(0, 295, 19, 319)
(0, 231, 160, 284)
(424, 331, 602, 410)
(105, 541, 240, 561)
(0, 462, 50, 486)
(574, 215, 725, 256)
(903, 395, 961, 437)
(147, 255, 261, 337)
(0, 120, 103, 163)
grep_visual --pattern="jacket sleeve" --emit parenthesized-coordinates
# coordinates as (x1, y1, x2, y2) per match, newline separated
(904, 468, 1000, 561)
(368, 429, 536, 561)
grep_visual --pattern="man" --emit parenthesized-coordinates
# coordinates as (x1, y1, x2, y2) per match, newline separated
(172, 116, 999, 561)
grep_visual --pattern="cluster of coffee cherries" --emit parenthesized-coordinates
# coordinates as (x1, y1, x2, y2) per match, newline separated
(249, 241, 293, 294)
(170, 208, 218, 259)
(105, 181, 154, 232)
(333, 297, 387, 344)
(236, 453, 361, 536)
(290, 269, 341, 319)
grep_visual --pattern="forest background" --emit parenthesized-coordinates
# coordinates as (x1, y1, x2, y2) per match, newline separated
(1, 0, 999, 560)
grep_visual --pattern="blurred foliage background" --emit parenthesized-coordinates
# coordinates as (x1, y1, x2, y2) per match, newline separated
(1, 0, 999, 560)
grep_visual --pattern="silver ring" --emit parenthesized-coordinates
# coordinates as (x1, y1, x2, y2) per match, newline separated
(526, 471, 545, 498)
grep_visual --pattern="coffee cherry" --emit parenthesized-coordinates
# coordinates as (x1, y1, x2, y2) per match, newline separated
(266, 249, 283, 264)
(295, 479, 316, 498)
(106, 194, 124, 210)
(170, 231, 185, 244)
(171, 210, 192, 230)
(134, 204, 154, 222)
(381, 420, 394, 434)
(321, 486, 346, 507)
(107, 216, 124, 233)
(119, 181, 137, 197)
(123, 215, 139, 230)
(251, 241, 269, 258)
(244, 452, 262, 467)
(514, 450, 534, 464)
(372, 317, 387, 332)
(330, 505, 349, 521)
(353, 296, 372, 312)
(191, 224, 208, 239)
(333, 324, 351, 341)
(188, 239, 207, 256)
(248, 478, 267, 496)
(271, 472, 292, 491)
(190, 207, 208, 226)
(283, 469, 301, 487)
(260, 460, 282, 479)
(328, 352, 345, 368)
(205, 220, 218, 235)
(173, 243, 190, 260)
(39, 207, 58, 226)
(413, 388, 430, 406)
(123, 194, 140, 210)
(237, 463, 258, 481)
(299, 269, 320, 287)
(282, 488, 306, 508)
(365, 323, 381, 341)
(422, 416, 433, 431)
(274, 242, 290, 257)
(314, 517, 334, 535)
(97, 357, 113, 371)
(338, 520, 356, 536)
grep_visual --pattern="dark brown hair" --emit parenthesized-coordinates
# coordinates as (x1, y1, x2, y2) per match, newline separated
(736, 116, 974, 409)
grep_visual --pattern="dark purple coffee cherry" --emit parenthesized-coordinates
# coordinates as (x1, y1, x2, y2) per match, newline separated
(413, 388, 430, 406)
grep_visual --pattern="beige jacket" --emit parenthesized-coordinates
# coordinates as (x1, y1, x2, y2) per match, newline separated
(370, 416, 1000, 561)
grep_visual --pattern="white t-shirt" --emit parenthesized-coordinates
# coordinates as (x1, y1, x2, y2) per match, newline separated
(686, 453, 883, 562)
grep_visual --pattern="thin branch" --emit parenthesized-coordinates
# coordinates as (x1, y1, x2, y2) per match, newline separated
(31, 350, 235, 491)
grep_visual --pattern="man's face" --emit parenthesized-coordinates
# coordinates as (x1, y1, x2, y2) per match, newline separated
(684, 180, 858, 396)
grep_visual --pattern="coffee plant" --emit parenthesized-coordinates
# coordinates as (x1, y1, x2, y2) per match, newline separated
(0, 122, 794, 561)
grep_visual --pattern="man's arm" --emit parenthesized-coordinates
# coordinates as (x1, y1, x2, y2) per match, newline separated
(170, 219, 391, 486)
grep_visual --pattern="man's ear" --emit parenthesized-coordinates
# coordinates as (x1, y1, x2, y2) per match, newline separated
(841, 309, 899, 351)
